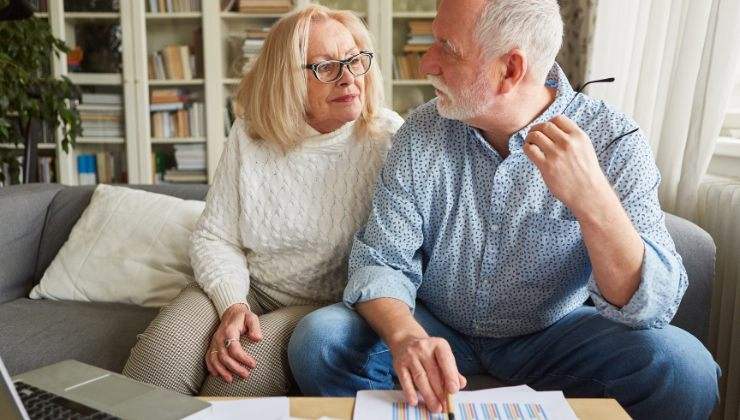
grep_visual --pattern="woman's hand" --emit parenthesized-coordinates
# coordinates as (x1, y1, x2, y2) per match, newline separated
(205, 303, 262, 383)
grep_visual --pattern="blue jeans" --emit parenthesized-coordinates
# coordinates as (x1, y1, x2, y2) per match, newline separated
(288, 303, 720, 420)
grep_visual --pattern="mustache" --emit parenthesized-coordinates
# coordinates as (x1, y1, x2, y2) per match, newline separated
(427, 75, 449, 95)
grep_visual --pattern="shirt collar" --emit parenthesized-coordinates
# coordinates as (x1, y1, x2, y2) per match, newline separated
(508, 62, 576, 153)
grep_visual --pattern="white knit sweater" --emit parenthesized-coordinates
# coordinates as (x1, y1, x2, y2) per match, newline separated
(190, 109, 404, 316)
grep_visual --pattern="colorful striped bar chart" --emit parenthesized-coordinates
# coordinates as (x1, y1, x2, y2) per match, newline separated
(390, 401, 550, 420)
(456, 401, 549, 420)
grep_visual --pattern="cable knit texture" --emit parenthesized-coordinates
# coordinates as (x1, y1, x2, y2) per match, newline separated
(190, 109, 404, 317)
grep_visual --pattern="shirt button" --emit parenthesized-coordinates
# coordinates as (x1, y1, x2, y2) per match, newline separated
(491, 224, 499, 232)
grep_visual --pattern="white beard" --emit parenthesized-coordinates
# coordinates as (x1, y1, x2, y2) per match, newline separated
(428, 74, 495, 121)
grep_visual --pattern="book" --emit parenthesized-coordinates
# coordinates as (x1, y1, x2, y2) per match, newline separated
(81, 93, 123, 105)
(163, 169, 207, 183)
(238, 0, 293, 14)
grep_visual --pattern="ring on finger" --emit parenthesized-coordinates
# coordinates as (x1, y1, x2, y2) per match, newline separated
(224, 338, 239, 348)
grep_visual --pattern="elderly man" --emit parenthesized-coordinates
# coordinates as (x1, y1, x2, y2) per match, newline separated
(288, 0, 720, 418)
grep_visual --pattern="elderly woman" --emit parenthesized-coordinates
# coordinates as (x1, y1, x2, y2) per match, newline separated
(122, 5, 402, 397)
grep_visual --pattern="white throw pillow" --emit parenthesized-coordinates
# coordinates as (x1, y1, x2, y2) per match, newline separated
(30, 184, 205, 307)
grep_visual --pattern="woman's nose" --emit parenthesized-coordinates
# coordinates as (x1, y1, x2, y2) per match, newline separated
(337, 64, 355, 86)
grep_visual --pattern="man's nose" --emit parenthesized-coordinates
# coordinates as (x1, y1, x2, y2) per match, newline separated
(420, 46, 442, 77)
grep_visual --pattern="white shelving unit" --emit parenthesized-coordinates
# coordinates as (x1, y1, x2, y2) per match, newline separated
(38, 0, 436, 185)
(41, 0, 139, 185)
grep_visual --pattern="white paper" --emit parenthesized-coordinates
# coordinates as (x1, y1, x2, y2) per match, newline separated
(203, 397, 290, 420)
(353, 387, 577, 420)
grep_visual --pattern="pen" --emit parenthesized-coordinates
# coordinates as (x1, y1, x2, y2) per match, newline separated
(446, 393, 455, 420)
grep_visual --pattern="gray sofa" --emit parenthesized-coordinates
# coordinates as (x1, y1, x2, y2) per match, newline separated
(0, 184, 717, 390)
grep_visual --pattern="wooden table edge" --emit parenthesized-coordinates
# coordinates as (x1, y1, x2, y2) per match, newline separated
(200, 396, 631, 419)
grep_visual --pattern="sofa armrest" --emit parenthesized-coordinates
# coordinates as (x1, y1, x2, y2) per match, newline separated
(0, 184, 63, 303)
(665, 213, 716, 346)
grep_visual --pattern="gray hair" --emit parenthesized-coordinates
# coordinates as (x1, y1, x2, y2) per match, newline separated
(476, 0, 563, 82)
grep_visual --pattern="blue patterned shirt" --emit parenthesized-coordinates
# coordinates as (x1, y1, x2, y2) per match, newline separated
(344, 63, 688, 337)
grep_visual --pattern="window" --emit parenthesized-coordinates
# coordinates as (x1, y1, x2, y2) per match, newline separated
(708, 62, 740, 178)
(720, 62, 740, 139)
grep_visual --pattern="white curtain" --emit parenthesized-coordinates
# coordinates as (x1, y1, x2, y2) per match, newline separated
(585, 1, 740, 419)
(584, 0, 740, 220)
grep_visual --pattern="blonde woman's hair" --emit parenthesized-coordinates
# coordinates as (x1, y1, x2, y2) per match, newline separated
(235, 4, 385, 152)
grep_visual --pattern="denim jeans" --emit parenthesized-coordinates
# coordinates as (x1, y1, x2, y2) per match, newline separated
(288, 303, 720, 420)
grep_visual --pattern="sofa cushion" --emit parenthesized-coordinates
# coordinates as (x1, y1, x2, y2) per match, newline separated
(0, 298, 158, 376)
(33, 184, 210, 286)
(30, 185, 205, 307)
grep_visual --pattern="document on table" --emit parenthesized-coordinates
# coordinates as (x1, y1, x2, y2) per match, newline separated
(203, 397, 290, 420)
(353, 386, 578, 420)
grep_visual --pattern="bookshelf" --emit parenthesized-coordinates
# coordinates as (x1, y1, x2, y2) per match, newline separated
(36, 0, 435, 186)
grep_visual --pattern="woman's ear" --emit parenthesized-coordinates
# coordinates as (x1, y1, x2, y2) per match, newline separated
(498, 49, 527, 95)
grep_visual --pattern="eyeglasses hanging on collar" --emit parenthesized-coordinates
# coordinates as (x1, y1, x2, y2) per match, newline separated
(561, 77, 640, 154)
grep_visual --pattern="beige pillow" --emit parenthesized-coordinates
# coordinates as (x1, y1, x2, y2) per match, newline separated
(30, 184, 205, 307)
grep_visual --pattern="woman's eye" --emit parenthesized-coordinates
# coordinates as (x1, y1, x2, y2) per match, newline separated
(317, 62, 336, 74)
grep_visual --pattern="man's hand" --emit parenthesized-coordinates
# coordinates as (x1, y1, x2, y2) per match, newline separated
(356, 298, 467, 413)
(388, 335, 467, 413)
(205, 303, 262, 383)
(523, 115, 615, 218)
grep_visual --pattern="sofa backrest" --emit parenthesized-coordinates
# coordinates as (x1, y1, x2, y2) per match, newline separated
(32, 184, 209, 285)
(0, 184, 64, 303)
(664, 213, 715, 344)
(1, 184, 717, 346)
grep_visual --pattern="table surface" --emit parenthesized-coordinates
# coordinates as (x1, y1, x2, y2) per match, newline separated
(202, 396, 632, 420)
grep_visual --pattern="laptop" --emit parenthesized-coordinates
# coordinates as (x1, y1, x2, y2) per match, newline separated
(1, 356, 211, 419)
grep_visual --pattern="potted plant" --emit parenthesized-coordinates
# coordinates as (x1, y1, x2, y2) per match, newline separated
(0, 7, 81, 184)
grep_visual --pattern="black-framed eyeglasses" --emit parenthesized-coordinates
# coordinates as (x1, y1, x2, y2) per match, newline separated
(304, 51, 374, 83)
(562, 77, 639, 154)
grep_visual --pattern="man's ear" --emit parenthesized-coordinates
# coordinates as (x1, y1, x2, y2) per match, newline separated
(498, 49, 527, 95)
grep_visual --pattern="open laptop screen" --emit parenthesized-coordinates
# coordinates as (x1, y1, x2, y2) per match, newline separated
(0, 356, 30, 420)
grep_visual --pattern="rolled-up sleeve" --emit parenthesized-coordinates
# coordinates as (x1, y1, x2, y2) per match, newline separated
(343, 130, 424, 311)
(588, 127, 688, 329)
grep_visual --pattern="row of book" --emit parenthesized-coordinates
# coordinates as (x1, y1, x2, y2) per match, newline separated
(151, 105, 205, 139)
(148, 45, 198, 80)
(238, 0, 293, 14)
(147, 0, 201, 13)
(394, 53, 425, 80)
(76, 152, 117, 185)
(395, 19, 433, 80)
(0, 156, 54, 187)
(150, 88, 205, 139)
(79, 93, 125, 138)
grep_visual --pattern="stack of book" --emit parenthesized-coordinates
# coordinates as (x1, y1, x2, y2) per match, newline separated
(394, 19, 434, 80)
(162, 144, 207, 183)
(148, 45, 196, 80)
(238, 0, 293, 14)
(76, 152, 116, 185)
(79, 93, 125, 139)
(240, 25, 271, 71)
(150, 89, 205, 139)
(147, 0, 201, 12)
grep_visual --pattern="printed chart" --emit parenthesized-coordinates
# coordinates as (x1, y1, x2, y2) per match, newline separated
(355, 388, 577, 420)
(390, 401, 549, 420)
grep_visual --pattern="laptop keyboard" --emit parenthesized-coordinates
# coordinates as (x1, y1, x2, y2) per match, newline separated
(14, 381, 120, 420)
